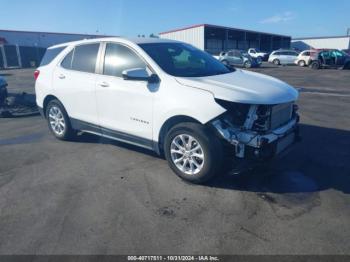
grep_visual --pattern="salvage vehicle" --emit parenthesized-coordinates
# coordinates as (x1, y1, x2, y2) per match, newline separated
(247, 48, 269, 61)
(268, 50, 299, 65)
(294, 50, 316, 67)
(218, 50, 261, 68)
(309, 49, 350, 69)
(35, 38, 300, 183)
(0, 76, 8, 106)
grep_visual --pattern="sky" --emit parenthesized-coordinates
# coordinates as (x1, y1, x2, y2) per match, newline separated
(0, 0, 349, 38)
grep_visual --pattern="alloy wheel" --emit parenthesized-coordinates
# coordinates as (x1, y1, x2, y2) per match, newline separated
(170, 134, 205, 175)
(48, 106, 66, 136)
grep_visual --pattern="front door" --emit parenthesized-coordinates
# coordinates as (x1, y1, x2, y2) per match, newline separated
(95, 43, 155, 144)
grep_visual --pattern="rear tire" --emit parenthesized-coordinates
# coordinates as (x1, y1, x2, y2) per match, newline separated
(164, 123, 223, 184)
(311, 61, 320, 70)
(45, 99, 75, 141)
(273, 59, 280, 65)
(298, 60, 306, 67)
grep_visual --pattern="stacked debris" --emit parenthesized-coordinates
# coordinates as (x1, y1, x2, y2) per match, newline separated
(0, 77, 39, 118)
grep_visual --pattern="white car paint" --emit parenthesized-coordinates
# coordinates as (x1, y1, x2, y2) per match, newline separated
(247, 48, 268, 59)
(175, 69, 298, 104)
(294, 50, 315, 66)
(35, 37, 298, 157)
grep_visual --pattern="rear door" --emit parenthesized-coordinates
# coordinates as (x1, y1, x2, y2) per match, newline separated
(52, 43, 100, 125)
(229, 51, 243, 66)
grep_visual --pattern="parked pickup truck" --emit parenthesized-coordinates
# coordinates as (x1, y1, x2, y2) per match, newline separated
(35, 38, 300, 184)
(248, 48, 269, 61)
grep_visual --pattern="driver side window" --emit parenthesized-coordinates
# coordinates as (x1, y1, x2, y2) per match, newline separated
(103, 43, 147, 77)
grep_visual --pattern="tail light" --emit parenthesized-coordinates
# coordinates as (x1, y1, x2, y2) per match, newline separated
(34, 70, 40, 80)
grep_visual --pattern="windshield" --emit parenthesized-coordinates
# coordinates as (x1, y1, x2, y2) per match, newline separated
(138, 42, 231, 77)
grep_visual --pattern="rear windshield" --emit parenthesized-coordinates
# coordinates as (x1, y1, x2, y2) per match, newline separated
(40, 47, 66, 66)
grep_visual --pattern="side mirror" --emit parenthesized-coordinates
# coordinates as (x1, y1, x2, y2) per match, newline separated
(122, 68, 160, 83)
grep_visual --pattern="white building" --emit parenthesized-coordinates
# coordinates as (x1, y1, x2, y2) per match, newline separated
(159, 24, 291, 55)
(292, 36, 350, 51)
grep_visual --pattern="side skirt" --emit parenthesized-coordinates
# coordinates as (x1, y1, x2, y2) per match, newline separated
(70, 118, 158, 153)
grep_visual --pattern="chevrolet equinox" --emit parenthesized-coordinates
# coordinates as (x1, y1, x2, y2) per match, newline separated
(35, 38, 300, 184)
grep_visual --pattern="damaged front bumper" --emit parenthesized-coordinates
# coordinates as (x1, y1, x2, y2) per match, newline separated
(212, 116, 300, 160)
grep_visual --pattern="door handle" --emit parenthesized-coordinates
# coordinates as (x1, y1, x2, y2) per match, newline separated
(99, 82, 110, 88)
(58, 74, 66, 79)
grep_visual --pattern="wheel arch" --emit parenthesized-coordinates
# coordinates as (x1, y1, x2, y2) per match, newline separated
(156, 115, 201, 156)
(42, 95, 61, 118)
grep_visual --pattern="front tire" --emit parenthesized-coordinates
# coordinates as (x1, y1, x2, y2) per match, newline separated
(164, 123, 223, 184)
(244, 61, 252, 68)
(46, 99, 75, 140)
(273, 59, 280, 65)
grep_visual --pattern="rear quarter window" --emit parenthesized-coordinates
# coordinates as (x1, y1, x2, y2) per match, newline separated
(40, 47, 66, 66)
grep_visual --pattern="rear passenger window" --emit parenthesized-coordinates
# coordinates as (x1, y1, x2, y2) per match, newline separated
(72, 44, 100, 73)
(40, 47, 65, 66)
(61, 50, 73, 69)
(103, 43, 146, 77)
(61, 44, 100, 73)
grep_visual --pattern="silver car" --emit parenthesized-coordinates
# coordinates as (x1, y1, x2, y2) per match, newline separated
(219, 50, 261, 68)
(268, 50, 299, 65)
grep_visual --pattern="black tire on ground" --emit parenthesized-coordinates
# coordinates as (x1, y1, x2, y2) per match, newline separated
(45, 99, 76, 141)
(298, 60, 306, 67)
(273, 59, 280, 65)
(311, 61, 320, 70)
(244, 61, 252, 68)
(343, 62, 350, 70)
(164, 122, 223, 184)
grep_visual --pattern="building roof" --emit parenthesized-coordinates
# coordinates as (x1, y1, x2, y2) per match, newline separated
(159, 24, 290, 38)
(293, 35, 350, 40)
(0, 28, 111, 37)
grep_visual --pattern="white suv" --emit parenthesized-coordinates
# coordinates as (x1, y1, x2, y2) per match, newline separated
(35, 37, 299, 184)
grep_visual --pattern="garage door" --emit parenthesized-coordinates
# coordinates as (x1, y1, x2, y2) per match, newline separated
(3, 45, 21, 68)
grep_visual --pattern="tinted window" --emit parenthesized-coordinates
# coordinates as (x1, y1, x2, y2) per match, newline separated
(303, 51, 310, 56)
(103, 43, 146, 77)
(40, 47, 65, 66)
(139, 43, 231, 77)
(61, 50, 73, 69)
(273, 52, 280, 56)
(70, 44, 99, 73)
(288, 52, 298, 56)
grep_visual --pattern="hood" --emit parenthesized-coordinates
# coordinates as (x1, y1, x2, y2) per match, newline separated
(175, 69, 298, 105)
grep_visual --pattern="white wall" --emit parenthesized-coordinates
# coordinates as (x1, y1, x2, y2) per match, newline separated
(159, 26, 205, 50)
(292, 37, 350, 50)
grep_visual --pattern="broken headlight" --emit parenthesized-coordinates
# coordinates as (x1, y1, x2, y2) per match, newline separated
(215, 99, 251, 127)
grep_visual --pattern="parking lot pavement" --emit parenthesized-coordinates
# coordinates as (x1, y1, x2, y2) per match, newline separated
(0, 67, 349, 255)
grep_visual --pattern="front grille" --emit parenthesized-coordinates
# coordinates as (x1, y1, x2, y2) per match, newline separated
(270, 103, 293, 130)
(253, 103, 293, 132)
